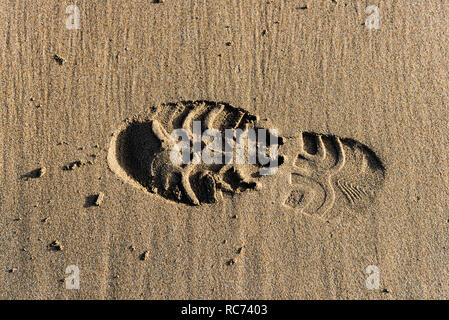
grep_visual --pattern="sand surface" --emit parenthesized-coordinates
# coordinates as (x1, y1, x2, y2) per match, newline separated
(0, 0, 448, 299)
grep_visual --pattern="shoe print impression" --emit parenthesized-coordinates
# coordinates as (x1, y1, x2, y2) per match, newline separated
(108, 101, 385, 218)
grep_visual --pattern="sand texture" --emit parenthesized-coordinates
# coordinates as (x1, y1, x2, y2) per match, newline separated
(0, 0, 448, 299)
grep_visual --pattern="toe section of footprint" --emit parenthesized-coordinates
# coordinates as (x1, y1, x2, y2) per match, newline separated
(285, 132, 386, 219)
(107, 101, 282, 206)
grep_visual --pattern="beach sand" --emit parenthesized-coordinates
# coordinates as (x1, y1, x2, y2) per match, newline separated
(0, 0, 448, 299)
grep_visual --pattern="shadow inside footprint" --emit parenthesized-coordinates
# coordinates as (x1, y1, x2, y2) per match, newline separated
(113, 120, 160, 191)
